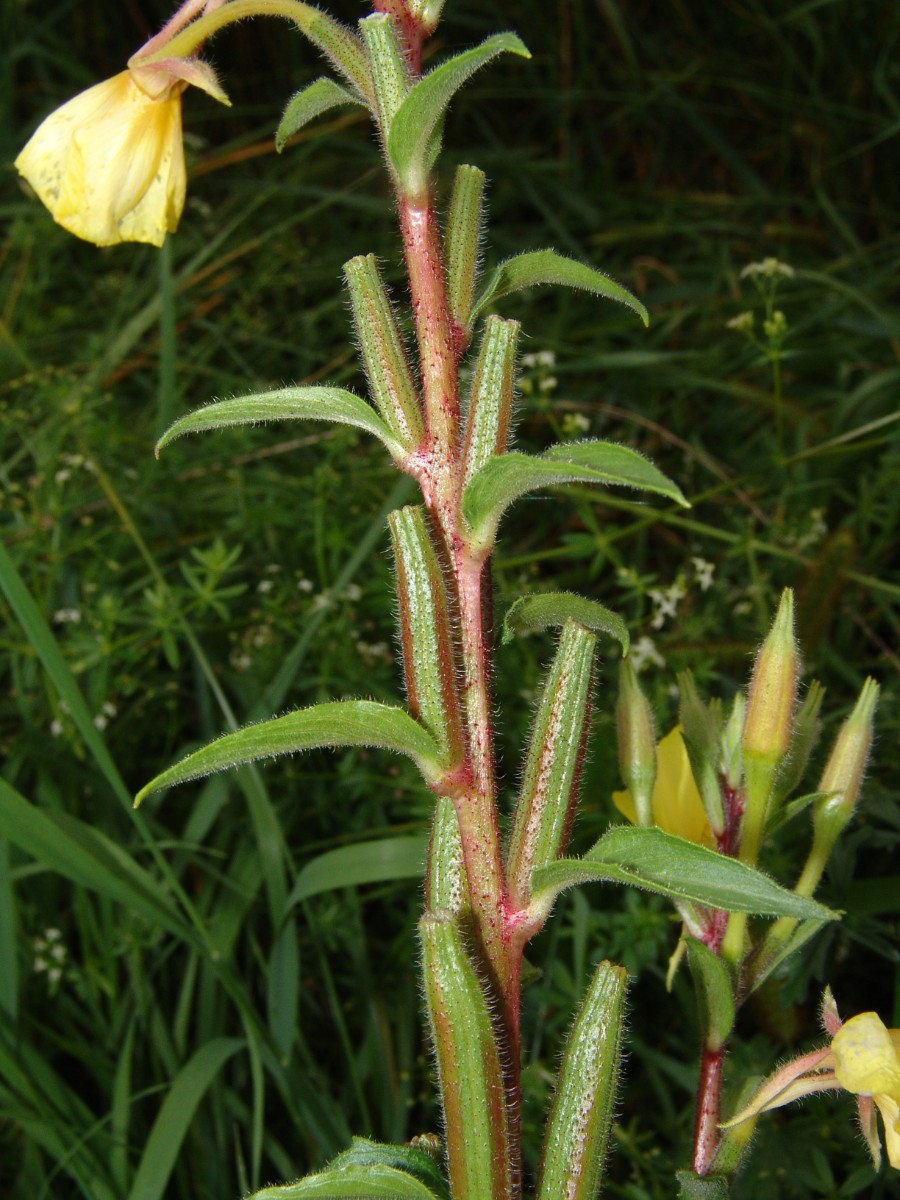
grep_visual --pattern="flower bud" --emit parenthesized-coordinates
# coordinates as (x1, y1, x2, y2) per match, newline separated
(811, 677, 878, 854)
(740, 588, 799, 863)
(616, 657, 656, 827)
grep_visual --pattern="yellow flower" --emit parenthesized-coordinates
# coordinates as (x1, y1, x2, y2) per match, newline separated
(832, 1012, 900, 1170)
(613, 726, 713, 847)
(722, 1002, 900, 1171)
(15, 58, 227, 248)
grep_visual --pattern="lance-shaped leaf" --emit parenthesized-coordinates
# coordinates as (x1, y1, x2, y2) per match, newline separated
(360, 13, 411, 134)
(276, 77, 367, 151)
(501, 591, 629, 655)
(387, 32, 531, 196)
(678, 670, 725, 835)
(471, 249, 649, 326)
(325, 1138, 449, 1200)
(462, 316, 519, 485)
(536, 961, 627, 1200)
(507, 622, 596, 910)
(445, 164, 486, 333)
(345, 256, 424, 449)
(419, 912, 513, 1200)
(135, 701, 447, 805)
(389, 506, 463, 759)
(154, 387, 407, 464)
(426, 796, 468, 918)
(530, 826, 839, 922)
(685, 937, 735, 1052)
(463, 441, 688, 551)
(250, 1163, 441, 1198)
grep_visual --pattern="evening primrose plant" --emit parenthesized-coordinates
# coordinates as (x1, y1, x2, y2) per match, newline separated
(15, 1, 888, 1196)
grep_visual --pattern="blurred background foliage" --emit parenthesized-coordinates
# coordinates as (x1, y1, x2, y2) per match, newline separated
(2, 0, 898, 1197)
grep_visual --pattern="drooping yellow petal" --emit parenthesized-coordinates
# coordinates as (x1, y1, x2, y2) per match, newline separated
(874, 1094, 900, 1169)
(832, 1012, 900, 1101)
(16, 70, 187, 247)
(613, 726, 713, 846)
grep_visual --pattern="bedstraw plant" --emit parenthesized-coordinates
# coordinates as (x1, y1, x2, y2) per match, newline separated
(13, 1, 891, 1196)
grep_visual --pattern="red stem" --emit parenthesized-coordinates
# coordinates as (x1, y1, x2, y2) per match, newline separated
(692, 1045, 724, 1175)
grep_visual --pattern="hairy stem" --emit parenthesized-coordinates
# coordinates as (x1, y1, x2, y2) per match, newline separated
(692, 1044, 725, 1174)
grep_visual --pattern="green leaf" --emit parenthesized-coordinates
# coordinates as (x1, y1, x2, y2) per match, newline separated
(501, 592, 629, 654)
(471, 249, 649, 326)
(685, 938, 735, 1050)
(531, 826, 839, 921)
(250, 1164, 442, 1198)
(330, 1139, 449, 1200)
(135, 701, 447, 805)
(387, 32, 530, 195)
(675, 1171, 731, 1200)
(127, 1039, 244, 1200)
(463, 442, 688, 550)
(0, 779, 188, 940)
(276, 78, 365, 151)
(285, 836, 428, 908)
(155, 388, 406, 463)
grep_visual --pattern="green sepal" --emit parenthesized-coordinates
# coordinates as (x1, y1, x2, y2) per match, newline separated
(471, 248, 649, 326)
(674, 1171, 731, 1200)
(426, 796, 468, 917)
(419, 913, 513, 1200)
(387, 32, 531, 196)
(279, 3, 372, 103)
(536, 961, 627, 1200)
(462, 316, 519, 485)
(389, 506, 463, 759)
(360, 13, 410, 136)
(530, 826, 839, 922)
(276, 77, 366, 151)
(462, 441, 688, 551)
(249, 1163, 442, 1198)
(445, 164, 487, 333)
(507, 622, 596, 908)
(678, 670, 725, 834)
(765, 790, 831, 836)
(344, 255, 424, 449)
(501, 592, 629, 654)
(154, 387, 407, 464)
(771, 680, 824, 807)
(134, 701, 447, 805)
(685, 938, 735, 1051)
(745, 917, 829, 997)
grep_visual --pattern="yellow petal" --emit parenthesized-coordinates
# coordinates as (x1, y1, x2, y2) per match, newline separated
(832, 1012, 900, 1100)
(874, 1094, 900, 1170)
(612, 727, 713, 846)
(16, 71, 186, 247)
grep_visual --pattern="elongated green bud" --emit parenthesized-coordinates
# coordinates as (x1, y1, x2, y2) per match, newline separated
(536, 960, 627, 1200)
(507, 622, 596, 909)
(810, 677, 878, 858)
(344, 254, 424, 449)
(419, 913, 513, 1200)
(740, 588, 799, 863)
(616, 657, 656, 827)
(677, 670, 724, 835)
(389, 506, 463, 761)
(462, 315, 519, 486)
(359, 13, 410, 135)
(426, 795, 468, 917)
(445, 164, 486, 335)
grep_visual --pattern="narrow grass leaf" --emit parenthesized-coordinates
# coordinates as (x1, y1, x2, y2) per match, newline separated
(472, 249, 649, 326)
(531, 827, 839, 920)
(0, 779, 188, 939)
(267, 916, 300, 1062)
(277, 78, 366, 150)
(501, 592, 629, 654)
(0, 841, 16, 1019)
(286, 836, 428, 909)
(126, 1038, 244, 1200)
(463, 443, 688, 549)
(136, 702, 447, 804)
(155, 388, 406, 462)
(387, 33, 530, 195)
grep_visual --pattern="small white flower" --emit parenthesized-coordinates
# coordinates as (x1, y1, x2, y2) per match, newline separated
(53, 607, 81, 625)
(93, 714, 108, 731)
(631, 636, 665, 671)
(691, 557, 715, 591)
(256, 579, 274, 594)
(50, 719, 64, 737)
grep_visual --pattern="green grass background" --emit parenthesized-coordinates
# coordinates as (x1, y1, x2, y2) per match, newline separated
(2, 1, 898, 1197)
